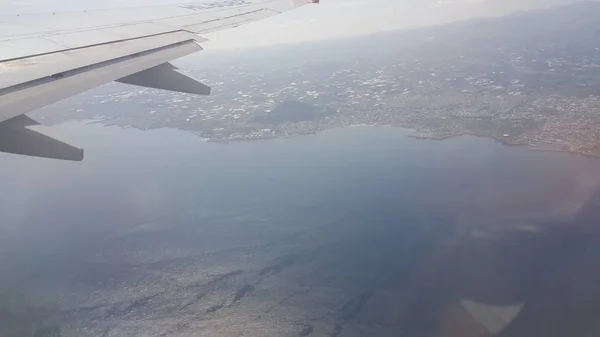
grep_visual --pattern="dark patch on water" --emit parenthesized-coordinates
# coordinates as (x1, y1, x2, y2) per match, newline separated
(259, 254, 298, 276)
(232, 284, 255, 304)
(298, 323, 314, 336)
(206, 304, 224, 313)
(339, 291, 374, 320)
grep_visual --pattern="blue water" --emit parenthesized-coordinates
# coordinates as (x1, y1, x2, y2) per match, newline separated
(1, 123, 599, 255)
(2, 122, 600, 336)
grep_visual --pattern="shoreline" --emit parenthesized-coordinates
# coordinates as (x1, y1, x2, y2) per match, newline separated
(395, 130, 600, 159)
(74, 118, 600, 159)
(530, 147, 599, 159)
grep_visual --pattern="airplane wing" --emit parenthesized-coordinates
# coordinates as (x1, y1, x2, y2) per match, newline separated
(0, 0, 318, 161)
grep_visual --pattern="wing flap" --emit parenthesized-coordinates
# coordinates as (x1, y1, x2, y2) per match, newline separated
(0, 31, 200, 90)
(0, 115, 83, 161)
(1, 40, 202, 122)
(117, 62, 211, 95)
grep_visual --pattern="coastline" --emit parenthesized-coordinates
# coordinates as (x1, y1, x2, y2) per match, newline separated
(72, 118, 600, 159)
(530, 147, 599, 159)
(408, 131, 600, 159)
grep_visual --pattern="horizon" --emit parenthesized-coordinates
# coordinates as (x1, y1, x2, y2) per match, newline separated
(1, 0, 593, 51)
(170, 0, 600, 66)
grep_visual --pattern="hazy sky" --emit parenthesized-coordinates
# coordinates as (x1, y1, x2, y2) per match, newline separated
(1, 0, 589, 49)
(204, 0, 586, 49)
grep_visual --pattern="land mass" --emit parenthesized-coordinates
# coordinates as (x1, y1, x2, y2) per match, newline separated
(35, 1, 600, 157)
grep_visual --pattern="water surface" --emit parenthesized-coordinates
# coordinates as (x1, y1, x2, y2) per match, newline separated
(1, 123, 599, 336)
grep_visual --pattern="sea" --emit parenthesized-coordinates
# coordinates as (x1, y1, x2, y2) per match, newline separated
(1, 122, 600, 336)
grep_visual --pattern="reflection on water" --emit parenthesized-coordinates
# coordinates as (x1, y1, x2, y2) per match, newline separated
(1, 123, 600, 336)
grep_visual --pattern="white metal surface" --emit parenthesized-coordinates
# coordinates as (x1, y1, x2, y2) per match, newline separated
(0, 31, 199, 90)
(0, 0, 309, 60)
(42, 23, 178, 49)
(0, 38, 66, 62)
(0, 1, 252, 37)
(0, 41, 202, 122)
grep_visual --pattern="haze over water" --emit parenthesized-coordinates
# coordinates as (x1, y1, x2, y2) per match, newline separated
(2, 122, 600, 336)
